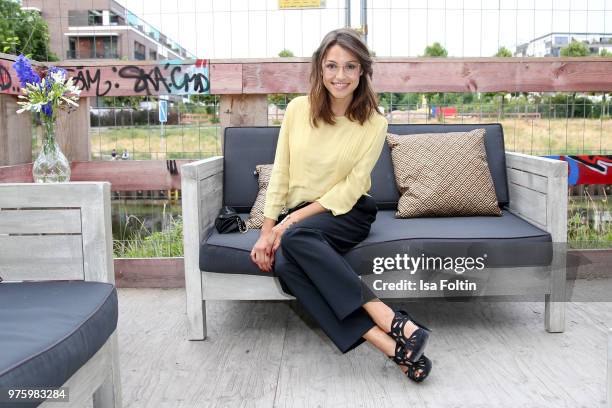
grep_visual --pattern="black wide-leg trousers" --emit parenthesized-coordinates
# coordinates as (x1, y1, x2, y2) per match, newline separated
(273, 195, 378, 353)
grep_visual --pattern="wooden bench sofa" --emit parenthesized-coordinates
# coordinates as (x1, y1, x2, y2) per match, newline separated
(182, 124, 568, 341)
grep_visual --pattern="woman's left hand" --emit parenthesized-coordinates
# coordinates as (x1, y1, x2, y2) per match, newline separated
(270, 202, 326, 253)
(271, 215, 297, 252)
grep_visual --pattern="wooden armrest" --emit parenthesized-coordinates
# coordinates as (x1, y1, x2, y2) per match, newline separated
(181, 156, 224, 244)
(0, 182, 113, 283)
(505, 152, 568, 243)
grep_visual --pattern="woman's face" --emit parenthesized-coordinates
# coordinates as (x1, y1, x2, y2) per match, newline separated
(321, 44, 362, 105)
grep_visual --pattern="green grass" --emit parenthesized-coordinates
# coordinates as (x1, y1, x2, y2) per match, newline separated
(113, 215, 183, 258)
(567, 194, 612, 249)
(89, 125, 221, 160)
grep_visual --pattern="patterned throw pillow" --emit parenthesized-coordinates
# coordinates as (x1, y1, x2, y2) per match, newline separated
(245, 164, 288, 229)
(386, 129, 502, 218)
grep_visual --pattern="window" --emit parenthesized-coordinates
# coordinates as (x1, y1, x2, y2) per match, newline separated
(149, 50, 158, 60)
(134, 41, 146, 60)
(68, 10, 89, 26)
(109, 11, 123, 25)
(67, 36, 118, 59)
(68, 37, 77, 58)
(159, 34, 168, 47)
(88, 10, 103, 26)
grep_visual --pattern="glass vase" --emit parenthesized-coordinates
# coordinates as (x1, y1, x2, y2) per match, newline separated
(33, 120, 71, 183)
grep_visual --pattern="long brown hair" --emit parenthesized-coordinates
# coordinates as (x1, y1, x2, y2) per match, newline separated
(309, 28, 381, 127)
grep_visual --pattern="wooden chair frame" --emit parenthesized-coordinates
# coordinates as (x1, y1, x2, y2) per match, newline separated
(0, 182, 121, 408)
(182, 152, 568, 340)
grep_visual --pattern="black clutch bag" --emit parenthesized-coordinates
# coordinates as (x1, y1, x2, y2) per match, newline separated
(215, 206, 248, 234)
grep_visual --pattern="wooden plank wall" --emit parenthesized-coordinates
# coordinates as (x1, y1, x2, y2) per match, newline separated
(114, 258, 184, 288)
(2, 54, 612, 97)
(0, 160, 192, 190)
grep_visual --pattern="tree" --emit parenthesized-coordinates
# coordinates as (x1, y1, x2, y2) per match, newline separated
(0, 0, 58, 61)
(560, 40, 589, 57)
(600, 48, 612, 57)
(278, 49, 294, 57)
(99, 96, 143, 109)
(423, 42, 448, 58)
(495, 46, 513, 58)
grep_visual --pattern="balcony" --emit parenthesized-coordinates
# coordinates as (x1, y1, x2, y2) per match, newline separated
(66, 49, 120, 59)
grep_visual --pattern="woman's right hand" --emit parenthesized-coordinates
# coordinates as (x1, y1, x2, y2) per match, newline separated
(251, 230, 276, 273)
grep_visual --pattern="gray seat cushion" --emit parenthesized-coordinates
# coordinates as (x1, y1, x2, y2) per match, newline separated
(200, 210, 552, 276)
(223, 124, 508, 212)
(0, 281, 118, 397)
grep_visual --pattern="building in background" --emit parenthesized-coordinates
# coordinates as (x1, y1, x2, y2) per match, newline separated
(21, 0, 193, 61)
(516, 32, 612, 57)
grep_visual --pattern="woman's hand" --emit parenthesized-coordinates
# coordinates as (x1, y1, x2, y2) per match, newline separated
(270, 215, 296, 252)
(251, 229, 276, 273)
(251, 204, 326, 272)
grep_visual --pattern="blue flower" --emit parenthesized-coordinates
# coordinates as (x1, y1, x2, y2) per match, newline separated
(41, 102, 53, 118)
(12, 54, 41, 87)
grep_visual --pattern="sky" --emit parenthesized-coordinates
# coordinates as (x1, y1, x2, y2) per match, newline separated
(115, 0, 612, 59)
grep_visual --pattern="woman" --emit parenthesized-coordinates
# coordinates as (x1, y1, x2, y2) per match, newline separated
(250, 28, 432, 382)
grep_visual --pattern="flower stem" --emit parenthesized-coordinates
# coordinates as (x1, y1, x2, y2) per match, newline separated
(41, 117, 57, 155)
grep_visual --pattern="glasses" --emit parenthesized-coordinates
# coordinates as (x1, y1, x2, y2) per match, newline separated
(323, 62, 361, 77)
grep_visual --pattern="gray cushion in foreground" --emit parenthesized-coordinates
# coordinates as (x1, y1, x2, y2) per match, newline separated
(0, 281, 118, 396)
(200, 210, 553, 276)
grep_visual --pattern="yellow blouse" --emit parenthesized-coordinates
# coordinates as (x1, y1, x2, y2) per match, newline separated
(263, 95, 388, 220)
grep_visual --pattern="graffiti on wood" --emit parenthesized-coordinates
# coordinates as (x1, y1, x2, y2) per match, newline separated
(0, 58, 210, 97)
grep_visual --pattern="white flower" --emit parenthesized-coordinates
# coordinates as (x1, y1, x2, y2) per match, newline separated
(50, 70, 66, 84)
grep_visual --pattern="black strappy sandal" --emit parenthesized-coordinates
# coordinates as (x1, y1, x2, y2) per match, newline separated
(388, 309, 431, 363)
(388, 346, 432, 383)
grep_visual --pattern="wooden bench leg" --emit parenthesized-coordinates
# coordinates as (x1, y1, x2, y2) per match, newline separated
(185, 257, 207, 339)
(608, 328, 612, 408)
(93, 332, 122, 408)
(544, 296, 565, 332)
(545, 261, 566, 332)
(185, 265, 206, 339)
(195, 299, 207, 340)
(187, 296, 207, 341)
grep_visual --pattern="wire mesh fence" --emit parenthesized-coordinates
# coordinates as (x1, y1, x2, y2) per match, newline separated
(29, 92, 606, 161)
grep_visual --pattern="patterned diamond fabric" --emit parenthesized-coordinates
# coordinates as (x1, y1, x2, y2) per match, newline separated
(246, 164, 288, 229)
(386, 129, 502, 218)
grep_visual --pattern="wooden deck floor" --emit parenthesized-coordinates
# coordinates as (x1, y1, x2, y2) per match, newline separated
(112, 280, 612, 408)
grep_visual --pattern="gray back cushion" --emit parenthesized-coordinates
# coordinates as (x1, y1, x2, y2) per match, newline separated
(223, 124, 508, 212)
(224, 127, 280, 212)
(373, 124, 509, 209)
